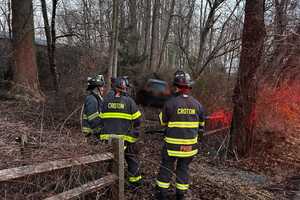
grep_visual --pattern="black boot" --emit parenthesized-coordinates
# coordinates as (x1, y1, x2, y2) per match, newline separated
(155, 188, 168, 200)
(128, 179, 143, 190)
(176, 193, 185, 200)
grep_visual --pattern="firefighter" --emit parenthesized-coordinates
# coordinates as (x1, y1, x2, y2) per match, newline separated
(156, 72, 205, 200)
(100, 77, 143, 187)
(105, 77, 117, 99)
(171, 70, 185, 97)
(106, 76, 130, 98)
(82, 74, 105, 144)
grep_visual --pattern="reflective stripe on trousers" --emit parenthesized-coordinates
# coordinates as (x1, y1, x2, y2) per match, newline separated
(156, 146, 193, 195)
(164, 136, 198, 145)
(129, 175, 142, 183)
(167, 149, 198, 157)
(100, 134, 138, 143)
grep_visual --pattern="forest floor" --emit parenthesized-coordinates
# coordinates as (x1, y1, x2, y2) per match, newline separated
(0, 100, 299, 200)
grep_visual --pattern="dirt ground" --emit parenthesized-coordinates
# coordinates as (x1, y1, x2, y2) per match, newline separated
(0, 100, 299, 200)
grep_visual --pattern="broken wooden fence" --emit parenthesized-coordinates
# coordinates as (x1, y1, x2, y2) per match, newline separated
(0, 137, 125, 200)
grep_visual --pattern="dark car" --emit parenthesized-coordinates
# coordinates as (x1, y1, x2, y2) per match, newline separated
(136, 79, 171, 108)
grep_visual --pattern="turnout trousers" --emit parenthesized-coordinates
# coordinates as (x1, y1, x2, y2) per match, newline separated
(156, 145, 193, 196)
(125, 142, 142, 184)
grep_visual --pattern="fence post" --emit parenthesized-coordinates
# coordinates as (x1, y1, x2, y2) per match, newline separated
(112, 137, 124, 200)
(20, 134, 28, 158)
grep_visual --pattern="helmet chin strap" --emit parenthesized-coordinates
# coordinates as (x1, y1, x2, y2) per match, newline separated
(94, 87, 103, 100)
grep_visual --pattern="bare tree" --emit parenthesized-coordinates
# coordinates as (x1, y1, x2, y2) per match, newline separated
(149, 0, 160, 71)
(11, 0, 44, 100)
(40, 0, 59, 91)
(157, 0, 175, 71)
(141, 0, 151, 70)
(107, 0, 119, 89)
(128, 0, 139, 57)
(230, 0, 266, 157)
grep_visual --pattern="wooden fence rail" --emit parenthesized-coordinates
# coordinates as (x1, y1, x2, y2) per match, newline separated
(0, 137, 125, 200)
(44, 174, 118, 200)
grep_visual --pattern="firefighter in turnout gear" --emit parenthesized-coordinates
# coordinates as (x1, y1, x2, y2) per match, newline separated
(156, 72, 205, 200)
(82, 74, 105, 144)
(171, 70, 185, 97)
(105, 77, 117, 99)
(100, 77, 143, 187)
(106, 76, 131, 99)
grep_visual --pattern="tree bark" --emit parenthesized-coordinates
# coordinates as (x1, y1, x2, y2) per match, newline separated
(7, 0, 12, 39)
(149, 0, 160, 71)
(230, 0, 266, 157)
(271, 0, 288, 67)
(275, 23, 300, 85)
(142, 0, 151, 70)
(108, 0, 119, 90)
(11, 0, 44, 100)
(157, 0, 175, 71)
(40, 0, 59, 91)
(128, 0, 139, 57)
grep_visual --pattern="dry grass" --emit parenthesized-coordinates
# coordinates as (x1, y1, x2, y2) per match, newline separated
(0, 99, 299, 199)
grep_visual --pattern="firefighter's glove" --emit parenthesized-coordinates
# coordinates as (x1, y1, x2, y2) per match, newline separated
(86, 134, 100, 145)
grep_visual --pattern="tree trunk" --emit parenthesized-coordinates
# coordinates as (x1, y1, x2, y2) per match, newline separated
(7, 0, 12, 39)
(108, 0, 119, 90)
(40, 0, 59, 91)
(11, 0, 44, 100)
(128, 0, 139, 57)
(149, 0, 160, 71)
(157, 0, 175, 71)
(5, 0, 13, 81)
(142, 0, 151, 70)
(274, 0, 288, 46)
(230, 0, 265, 157)
(276, 23, 300, 84)
(197, 1, 223, 72)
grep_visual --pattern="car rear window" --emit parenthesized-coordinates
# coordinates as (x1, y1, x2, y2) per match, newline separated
(148, 82, 167, 92)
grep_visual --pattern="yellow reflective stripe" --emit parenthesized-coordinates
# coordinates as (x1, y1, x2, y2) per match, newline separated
(156, 180, 170, 189)
(83, 114, 88, 120)
(82, 127, 93, 133)
(123, 135, 138, 143)
(168, 121, 199, 128)
(159, 112, 167, 126)
(132, 111, 142, 120)
(100, 112, 132, 120)
(176, 183, 189, 190)
(87, 112, 100, 120)
(129, 176, 142, 183)
(164, 137, 198, 145)
(167, 149, 198, 157)
(100, 134, 110, 140)
(100, 134, 138, 143)
(199, 121, 205, 126)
